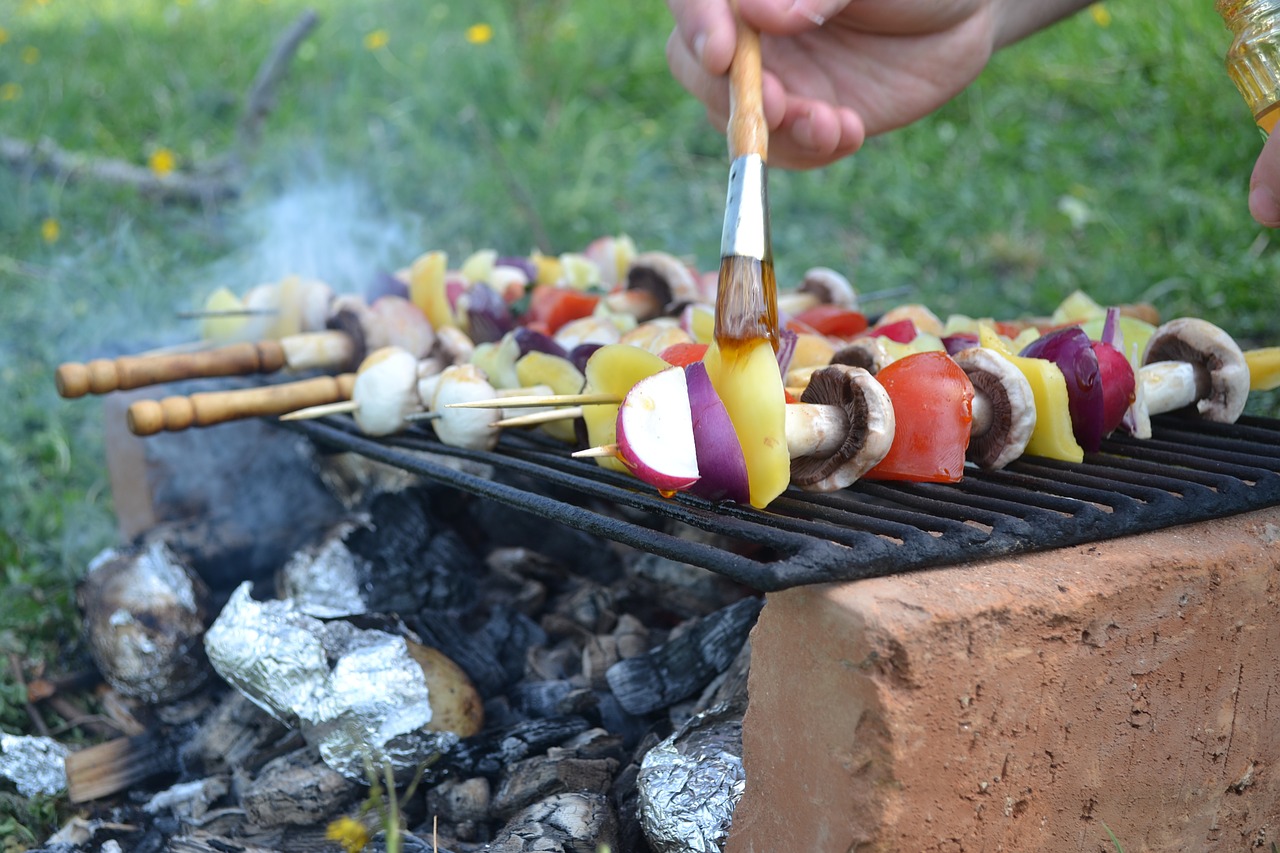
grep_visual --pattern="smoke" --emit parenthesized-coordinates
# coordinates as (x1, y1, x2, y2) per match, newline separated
(202, 177, 424, 300)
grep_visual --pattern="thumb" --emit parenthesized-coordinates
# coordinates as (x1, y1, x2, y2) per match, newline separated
(1249, 128, 1280, 227)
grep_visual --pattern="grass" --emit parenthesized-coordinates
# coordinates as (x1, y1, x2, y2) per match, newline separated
(0, 0, 1277, 844)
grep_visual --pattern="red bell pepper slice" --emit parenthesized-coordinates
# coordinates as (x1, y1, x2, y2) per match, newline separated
(659, 342, 709, 367)
(791, 304, 869, 338)
(523, 285, 601, 334)
(866, 350, 974, 483)
(866, 318, 918, 344)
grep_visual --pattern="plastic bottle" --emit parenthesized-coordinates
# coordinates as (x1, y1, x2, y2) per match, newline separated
(1218, 0, 1280, 134)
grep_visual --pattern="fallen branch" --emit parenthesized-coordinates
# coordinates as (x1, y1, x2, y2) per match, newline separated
(0, 8, 319, 204)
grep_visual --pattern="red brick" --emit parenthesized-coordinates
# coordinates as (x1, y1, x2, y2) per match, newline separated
(728, 505, 1280, 852)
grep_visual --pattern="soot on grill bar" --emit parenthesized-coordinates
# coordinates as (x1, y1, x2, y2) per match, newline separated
(12, 432, 762, 853)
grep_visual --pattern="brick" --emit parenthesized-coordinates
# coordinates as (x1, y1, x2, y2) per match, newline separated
(728, 506, 1280, 853)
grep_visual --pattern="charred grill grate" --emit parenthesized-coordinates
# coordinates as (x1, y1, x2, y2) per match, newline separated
(283, 414, 1280, 592)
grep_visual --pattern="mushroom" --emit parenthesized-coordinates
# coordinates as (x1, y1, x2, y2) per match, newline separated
(603, 251, 703, 320)
(788, 365, 896, 492)
(429, 364, 503, 451)
(1126, 317, 1250, 439)
(951, 346, 1037, 469)
(351, 346, 423, 436)
(777, 267, 858, 316)
(830, 335, 893, 375)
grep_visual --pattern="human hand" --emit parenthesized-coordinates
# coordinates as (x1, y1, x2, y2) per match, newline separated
(666, 0, 1092, 169)
(1249, 130, 1280, 227)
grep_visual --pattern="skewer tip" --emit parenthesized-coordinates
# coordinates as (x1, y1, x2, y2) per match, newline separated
(571, 444, 620, 460)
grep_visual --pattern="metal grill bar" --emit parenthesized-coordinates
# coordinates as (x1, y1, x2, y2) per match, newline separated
(284, 413, 1280, 592)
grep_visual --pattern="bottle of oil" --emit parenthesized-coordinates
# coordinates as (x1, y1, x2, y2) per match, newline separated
(1218, 0, 1280, 134)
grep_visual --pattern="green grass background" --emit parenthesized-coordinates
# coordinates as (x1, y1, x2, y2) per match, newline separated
(0, 0, 1277, 843)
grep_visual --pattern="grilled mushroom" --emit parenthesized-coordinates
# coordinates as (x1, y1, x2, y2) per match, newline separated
(429, 364, 502, 451)
(830, 335, 893, 374)
(1127, 318, 1250, 438)
(604, 251, 703, 320)
(951, 346, 1037, 469)
(788, 365, 896, 492)
(777, 267, 857, 316)
(352, 347, 422, 436)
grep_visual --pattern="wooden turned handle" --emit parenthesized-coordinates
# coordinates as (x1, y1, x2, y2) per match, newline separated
(126, 373, 357, 436)
(56, 341, 289, 398)
(728, 6, 767, 162)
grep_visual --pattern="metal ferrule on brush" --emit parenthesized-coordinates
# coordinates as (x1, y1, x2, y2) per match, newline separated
(720, 154, 771, 261)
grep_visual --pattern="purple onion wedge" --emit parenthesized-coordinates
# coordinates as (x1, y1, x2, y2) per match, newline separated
(684, 361, 751, 504)
(1020, 326, 1105, 452)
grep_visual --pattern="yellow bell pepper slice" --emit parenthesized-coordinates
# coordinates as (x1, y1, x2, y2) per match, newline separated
(408, 250, 456, 331)
(581, 344, 672, 473)
(704, 338, 790, 508)
(980, 325, 1084, 463)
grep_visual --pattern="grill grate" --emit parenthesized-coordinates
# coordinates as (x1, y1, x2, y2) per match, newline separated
(283, 414, 1280, 592)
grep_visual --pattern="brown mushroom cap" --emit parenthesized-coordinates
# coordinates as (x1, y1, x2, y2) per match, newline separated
(951, 346, 1037, 470)
(1142, 317, 1249, 423)
(829, 336, 892, 375)
(790, 365, 895, 492)
(625, 251, 701, 313)
(798, 267, 857, 310)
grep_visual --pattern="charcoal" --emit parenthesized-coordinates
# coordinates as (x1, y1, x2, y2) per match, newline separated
(625, 553, 749, 620)
(491, 755, 619, 818)
(581, 634, 620, 690)
(347, 490, 483, 613)
(553, 728, 626, 765)
(239, 747, 358, 828)
(412, 608, 546, 698)
(468, 490, 624, 584)
(427, 716, 592, 783)
(179, 690, 291, 777)
(613, 614, 649, 660)
(486, 791, 620, 853)
(425, 775, 492, 825)
(511, 680, 577, 718)
(605, 597, 762, 716)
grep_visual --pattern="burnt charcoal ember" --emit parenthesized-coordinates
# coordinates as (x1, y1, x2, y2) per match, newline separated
(178, 690, 294, 777)
(625, 553, 750, 621)
(425, 775, 492, 832)
(606, 597, 762, 716)
(346, 489, 484, 614)
(239, 747, 359, 828)
(491, 755, 620, 818)
(468, 489, 624, 584)
(486, 792, 620, 853)
(411, 608, 547, 698)
(425, 716, 592, 784)
(77, 539, 211, 704)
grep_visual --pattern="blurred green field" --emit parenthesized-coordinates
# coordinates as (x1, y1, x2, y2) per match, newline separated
(0, 0, 1277, 841)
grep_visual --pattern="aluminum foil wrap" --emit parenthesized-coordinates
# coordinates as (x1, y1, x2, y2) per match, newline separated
(0, 733, 69, 797)
(204, 582, 461, 781)
(77, 539, 210, 703)
(637, 704, 746, 853)
(275, 521, 370, 618)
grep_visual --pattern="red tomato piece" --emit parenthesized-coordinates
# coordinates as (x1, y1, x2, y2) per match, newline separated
(659, 342, 709, 367)
(865, 351, 974, 483)
(792, 304, 869, 338)
(524, 285, 600, 334)
(866, 318, 918, 344)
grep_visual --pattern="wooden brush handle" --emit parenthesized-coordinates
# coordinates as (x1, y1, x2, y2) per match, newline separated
(56, 341, 288, 398)
(127, 373, 356, 436)
(728, 7, 767, 161)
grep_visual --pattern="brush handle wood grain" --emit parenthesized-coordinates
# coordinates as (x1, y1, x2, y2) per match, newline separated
(126, 373, 356, 435)
(727, 8, 767, 162)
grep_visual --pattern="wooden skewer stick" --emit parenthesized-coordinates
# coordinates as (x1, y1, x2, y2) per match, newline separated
(56, 330, 355, 398)
(278, 400, 359, 421)
(572, 444, 621, 460)
(446, 392, 621, 410)
(492, 406, 585, 429)
(126, 373, 356, 436)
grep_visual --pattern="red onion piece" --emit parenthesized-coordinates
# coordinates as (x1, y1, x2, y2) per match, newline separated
(1020, 326, 1105, 453)
(1092, 340, 1136, 436)
(775, 328, 798, 378)
(568, 343, 604, 375)
(867, 318, 917, 344)
(464, 282, 515, 344)
(512, 327, 568, 360)
(684, 361, 751, 504)
(496, 255, 538, 283)
(941, 332, 979, 356)
(366, 270, 409, 302)
(615, 366, 700, 493)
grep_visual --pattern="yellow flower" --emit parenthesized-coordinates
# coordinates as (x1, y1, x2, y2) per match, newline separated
(21, 45, 39, 64)
(41, 217, 60, 243)
(1089, 3, 1111, 27)
(325, 817, 369, 853)
(149, 147, 176, 176)
(0, 83, 20, 101)
(465, 23, 493, 44)
(363, 29, 389, 50)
